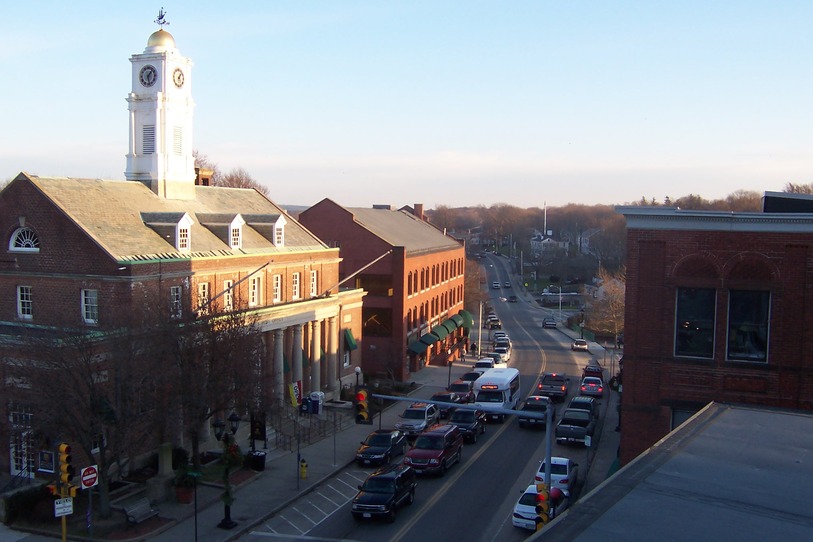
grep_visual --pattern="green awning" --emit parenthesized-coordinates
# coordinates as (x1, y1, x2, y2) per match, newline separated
(344, 328, 358, 350)
(420, 332, 440, 346)
(440, 319, 458, 334)
(458, 309, 474, 328)
(407, 340, 430, 355)
(430, 326, 449, 340)
(449, 314, 464, 327)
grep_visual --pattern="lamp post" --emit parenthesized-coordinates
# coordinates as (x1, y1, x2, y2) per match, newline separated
(354, 366, 361, 387)
(447, 348, 453, 388)
(213, 412, 241, 530)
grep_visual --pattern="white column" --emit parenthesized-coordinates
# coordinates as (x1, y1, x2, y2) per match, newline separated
(311, 319, 322, 392)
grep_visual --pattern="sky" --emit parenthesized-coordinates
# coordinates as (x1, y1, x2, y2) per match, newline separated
(2, 1, 811, 209)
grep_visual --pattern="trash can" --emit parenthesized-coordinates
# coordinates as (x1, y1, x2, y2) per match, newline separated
(309, 392, 325, 415)
(246, 450, 266, 471)
(300, 398, 311, 415)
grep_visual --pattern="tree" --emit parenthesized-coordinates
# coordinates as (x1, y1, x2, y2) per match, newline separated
(586, 267, 626, 344)
(783, 182, 813, 195)
(219, 167, 270, 197)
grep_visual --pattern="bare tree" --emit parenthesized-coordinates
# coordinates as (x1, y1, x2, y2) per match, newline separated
(586, 266, 626, 344)
(218, 167, 270, 197)
(783, 182, 813, 195)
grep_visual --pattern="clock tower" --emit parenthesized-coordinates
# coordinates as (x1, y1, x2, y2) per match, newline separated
(125, 16, 195, 200)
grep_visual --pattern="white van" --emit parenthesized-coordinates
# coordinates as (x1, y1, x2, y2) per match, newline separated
(473, 368, 521, 422)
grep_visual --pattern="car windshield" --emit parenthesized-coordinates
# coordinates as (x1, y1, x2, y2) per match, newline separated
(402, 409, 425, 420)
(365, 434, 391, 446)
(414, 435, 444, 450)
(451, 410, 474, 422)
(362, 478, 395, 493)
(477, 391, 503, 403)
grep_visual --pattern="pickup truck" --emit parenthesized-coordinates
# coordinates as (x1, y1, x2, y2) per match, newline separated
(536, 373, 569, 402)
(555, 408, 596, 446)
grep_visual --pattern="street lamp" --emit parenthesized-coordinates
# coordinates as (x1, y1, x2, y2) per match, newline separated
(354, 366, 361, 387)
(212, 412, 241, 530)
(447, 348, 453, 388)
(549, 285, 562, 323)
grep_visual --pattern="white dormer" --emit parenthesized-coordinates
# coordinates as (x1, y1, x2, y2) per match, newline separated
(274, 215, 287, 247)
(176, 213, 194, 253)
(229, 215, 246, 250)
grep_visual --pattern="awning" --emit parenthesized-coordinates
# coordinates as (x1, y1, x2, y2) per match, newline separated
(407, 340, 430, 355)
(420, 331, 441, 346)
(430, 325, 449, 340)
(344, 328, 358, 350)
(440, 319, 458, 334)
(458, 309, 474, 328)
(449, 314, 464, 327)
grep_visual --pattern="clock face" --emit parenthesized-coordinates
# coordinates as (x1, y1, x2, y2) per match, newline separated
(173, 68, 185, 88)
(139, 65, 157, 87)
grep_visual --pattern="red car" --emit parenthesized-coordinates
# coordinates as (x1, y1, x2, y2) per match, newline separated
(447, 380, 475, 403)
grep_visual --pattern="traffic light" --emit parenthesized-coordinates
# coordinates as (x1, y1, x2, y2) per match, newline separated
(354, 386, 372, 424)
(535, 483, 551, 529)
(58, 442, 75, 484)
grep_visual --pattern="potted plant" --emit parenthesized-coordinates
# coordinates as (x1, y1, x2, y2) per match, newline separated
(174, 466, 196, 504)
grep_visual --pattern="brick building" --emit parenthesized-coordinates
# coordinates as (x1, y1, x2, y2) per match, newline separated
(617, 200, 813, 464)
(299, 199, 470, 381)
(0, 26, 363, 479)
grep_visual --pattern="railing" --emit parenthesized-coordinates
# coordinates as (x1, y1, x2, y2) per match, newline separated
(1, 463, 34, 494)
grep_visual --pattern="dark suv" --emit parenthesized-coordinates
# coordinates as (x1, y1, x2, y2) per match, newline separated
(404, 424, 463, 476)
(447, 408, 486, 443)
(351, 463, 417, 523)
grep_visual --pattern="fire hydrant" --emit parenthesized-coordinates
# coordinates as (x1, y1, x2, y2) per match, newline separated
(299, 458, 308, 479)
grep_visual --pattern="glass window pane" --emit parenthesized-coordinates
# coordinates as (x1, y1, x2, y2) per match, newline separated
(675, 287, 715, 358)
(727, 290, 769, 362)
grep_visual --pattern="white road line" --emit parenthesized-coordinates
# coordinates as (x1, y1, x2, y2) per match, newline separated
(316, 490, 341, 507)
(275, 515, 304, 534)
(290, 506, 317, 525)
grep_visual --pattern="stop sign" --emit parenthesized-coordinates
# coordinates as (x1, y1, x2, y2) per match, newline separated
(80, 465, 98, 489)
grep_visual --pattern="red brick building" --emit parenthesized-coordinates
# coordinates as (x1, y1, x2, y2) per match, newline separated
(299, 200, 470, 381)
(618, 199, 813, 464)
(0, 26, 364, 479)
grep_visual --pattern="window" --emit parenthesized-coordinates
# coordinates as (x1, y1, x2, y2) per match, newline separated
(170, 286, 182, 318)
(249, 276, 262, 307)
(727, 290, 770, 362)
(223, 280, 234, 311)
(82, 289, 99, 324)
(197, 282, 210, 313)
(273, 216, 287, 247)
(176, 214, 193, 253)
(272, 274, 282, 302)
(230, 227, 241, 249)
(229, 215, 245, 250)
(292, 272, 301, 300)
(310, 270, 318, 297)
(178, 227, 190, 251)
(9, 227, 39, 252)
(363, 307, 393, 337)
(674, 287, 715, 358)
(173, 126, 183, 155)
(17, 286, 32, 320)
(143, 125, 155, 154)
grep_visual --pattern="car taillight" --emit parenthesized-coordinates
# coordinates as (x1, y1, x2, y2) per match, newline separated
(560, 386, 566, 392)
(580, 386, 586, 392)
(535, 475, 542, 482)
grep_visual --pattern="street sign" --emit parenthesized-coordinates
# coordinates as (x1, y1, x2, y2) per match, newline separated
(54, 497, 73, 517)
(80, 465, 99, 489)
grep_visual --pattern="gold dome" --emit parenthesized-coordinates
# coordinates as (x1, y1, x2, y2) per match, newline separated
(146, 29, 176, 51)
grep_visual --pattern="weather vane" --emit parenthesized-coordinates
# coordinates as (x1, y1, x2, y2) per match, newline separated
(155, 8, 170, 28)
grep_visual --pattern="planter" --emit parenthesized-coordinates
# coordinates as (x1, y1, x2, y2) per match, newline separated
(175, 485, 194, 504)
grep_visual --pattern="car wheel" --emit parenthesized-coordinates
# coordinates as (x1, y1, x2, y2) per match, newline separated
(352, 513, 362, 522)
(384, 453, 391, 464)
(387, 508, 396, 523)
(457, 448, 462, 465)
(471, 430, 477, 443)
(440, 460, 448, 476)
(481, 423, 486, 434)
(406, 489, 414, 505)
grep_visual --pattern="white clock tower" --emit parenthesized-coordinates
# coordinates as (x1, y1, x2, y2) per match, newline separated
(125, 18, 195, 200)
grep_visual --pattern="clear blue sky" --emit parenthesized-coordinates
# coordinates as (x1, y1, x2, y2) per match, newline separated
(2, 1, 811, 209)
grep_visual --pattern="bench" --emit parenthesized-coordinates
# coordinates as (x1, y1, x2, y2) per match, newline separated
(125, 497, 159, 525)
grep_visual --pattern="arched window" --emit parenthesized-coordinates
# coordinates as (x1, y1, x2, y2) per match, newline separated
(9, 227, 40, 253)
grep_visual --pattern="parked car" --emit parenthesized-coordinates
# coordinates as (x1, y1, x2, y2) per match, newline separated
(492, 331, 508, 341)
(518, 396, 555, 429)
(534, 456, 579, 495)
(404, 424, 463, 476)
(351, 463, 416, 523)
(395, 403, 439, 438)
(447, 380, 475, 403)
(429, 391, 465, 418)
(567, 395, 600, 422)
(555, 408, 596, 446)
(582, 362, 605, 380)
(447, 408, 486, 443)
(511, 484, 568, 531)
(571, 339, 589, 352)
(542, 317, 557, 329)
(461, 371, 484, 383)
(579, 377, 605, 397)
(355, 429, 408, 467)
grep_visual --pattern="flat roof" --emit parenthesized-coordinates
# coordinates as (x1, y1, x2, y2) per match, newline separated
(537, 403, 813, 541)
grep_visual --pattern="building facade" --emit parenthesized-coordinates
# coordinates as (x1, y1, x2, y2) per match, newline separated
(617, 202, 813, 464)
(299, 200, 470, 381)
(0, 26, 363, 478)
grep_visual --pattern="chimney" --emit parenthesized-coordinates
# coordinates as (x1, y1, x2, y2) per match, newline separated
(413, 203, 424, 221)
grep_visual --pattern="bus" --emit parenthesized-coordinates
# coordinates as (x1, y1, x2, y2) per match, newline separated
(473, 367, 521, 422)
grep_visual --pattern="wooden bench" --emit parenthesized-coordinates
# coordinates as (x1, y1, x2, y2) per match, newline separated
(124, 497, 159, 525)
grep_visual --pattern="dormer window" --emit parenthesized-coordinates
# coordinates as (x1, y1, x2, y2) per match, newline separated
(229, 215, 246, 250)
(9, 226, 40, 253)
(274, 215, 287, 247)
(176, 213, 194, 253)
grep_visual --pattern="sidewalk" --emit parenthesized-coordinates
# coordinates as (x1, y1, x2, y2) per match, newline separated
(3, 307, 621, 542)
